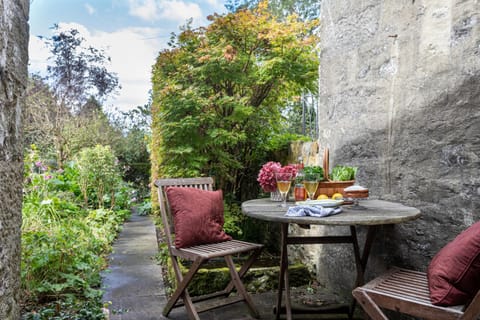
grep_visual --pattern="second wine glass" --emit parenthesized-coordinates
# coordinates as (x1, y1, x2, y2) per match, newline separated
(303, 173, 321, 201)
(275, 172, 293, 207)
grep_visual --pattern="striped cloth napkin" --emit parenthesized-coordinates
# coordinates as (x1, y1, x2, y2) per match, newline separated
(286, 205, 342, 217)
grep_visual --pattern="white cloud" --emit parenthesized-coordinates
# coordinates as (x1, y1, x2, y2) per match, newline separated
(128, 0, 159, 21)
(203, 0, 225, 13)
(56, 22, 91, 37)
(158, 0, 203, 22)
(28, 35, 50, 75)
(92, 27, 165, 111)
(127, 0, 204, 25)
(85, 3, 96, 15)
(29, 22, 166, 112)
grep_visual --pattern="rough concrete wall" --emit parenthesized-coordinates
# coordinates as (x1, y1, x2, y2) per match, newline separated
(295, 0, 480, 300)
(0, 0, 29, 318)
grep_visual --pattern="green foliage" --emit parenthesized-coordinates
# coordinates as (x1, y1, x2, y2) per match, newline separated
(151, 1, 319, 202)
(62, 102, 123, 160)
(21, 298, 106, 320)
(283, 93, 318, 139)
(21, 147, 131, 318)
(76, 145, 122, 208)
(135, 198, 152, 216)
(303, 166, 324, 181)
(109, 104, 152, 195)
(223, 202, 245, 238)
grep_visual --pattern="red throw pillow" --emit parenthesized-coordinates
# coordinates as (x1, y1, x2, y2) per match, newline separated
(165, 187, 232, 249)
(427, 221, 480, 306)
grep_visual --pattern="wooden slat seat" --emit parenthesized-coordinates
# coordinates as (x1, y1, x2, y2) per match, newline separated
(177, 240, 263, 259)
(353, 267, 480, 320)
(155, 177, 264, 320)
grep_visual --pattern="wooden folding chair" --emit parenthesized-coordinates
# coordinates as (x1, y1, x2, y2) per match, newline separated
(352, 267, 480, 320)
(154, 177, 264, 320)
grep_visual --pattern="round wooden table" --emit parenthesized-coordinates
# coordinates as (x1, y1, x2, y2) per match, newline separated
(242, 198, 421, 320)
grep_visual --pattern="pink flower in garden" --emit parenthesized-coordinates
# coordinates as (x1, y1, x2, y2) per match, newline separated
(35, 161, 47, 172)
(44, 175, 52, 180)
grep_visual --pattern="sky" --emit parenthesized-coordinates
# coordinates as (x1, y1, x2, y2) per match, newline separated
(28, 0, 227, 112)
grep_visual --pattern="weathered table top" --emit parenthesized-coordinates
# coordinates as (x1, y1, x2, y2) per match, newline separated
(241, 198, 421, 226)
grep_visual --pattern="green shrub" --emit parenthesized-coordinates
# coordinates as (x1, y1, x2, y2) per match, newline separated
(76, 145, 122, 208)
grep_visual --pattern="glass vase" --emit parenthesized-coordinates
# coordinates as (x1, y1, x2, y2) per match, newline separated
(270, 190, 283, 202)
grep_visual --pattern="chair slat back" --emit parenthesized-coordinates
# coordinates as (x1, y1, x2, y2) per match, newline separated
(154, 177, 214, 250)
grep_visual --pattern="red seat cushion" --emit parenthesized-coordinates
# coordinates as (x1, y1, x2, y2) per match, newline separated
(166, 187, 232, 249)
(427, 221, 480, 306)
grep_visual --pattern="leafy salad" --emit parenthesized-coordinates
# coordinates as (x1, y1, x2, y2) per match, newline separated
(330, 165, 357, 181)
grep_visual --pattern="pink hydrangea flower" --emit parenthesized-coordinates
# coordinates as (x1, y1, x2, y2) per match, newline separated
(257, 161, 282, 192)
(257, 162, 298, 192)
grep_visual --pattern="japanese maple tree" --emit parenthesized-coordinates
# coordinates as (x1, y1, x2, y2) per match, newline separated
(151, 1, 319, 199)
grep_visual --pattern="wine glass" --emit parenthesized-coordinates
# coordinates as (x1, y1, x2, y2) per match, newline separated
(303, 173, 320, 201)
(275, 172, 294, 207)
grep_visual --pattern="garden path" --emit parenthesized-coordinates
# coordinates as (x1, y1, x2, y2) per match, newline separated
(101, 212, 168, 319)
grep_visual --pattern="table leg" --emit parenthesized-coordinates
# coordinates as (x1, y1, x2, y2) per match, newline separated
(349, 225, 379, 319)
(276, 223, 291, 320)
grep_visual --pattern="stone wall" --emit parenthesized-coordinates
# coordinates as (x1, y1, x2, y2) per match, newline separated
(0, 0, 29, 318)
(292, 0, 480, 301)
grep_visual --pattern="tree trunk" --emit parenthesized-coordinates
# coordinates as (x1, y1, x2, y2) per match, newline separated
(0, 0, 29, 319)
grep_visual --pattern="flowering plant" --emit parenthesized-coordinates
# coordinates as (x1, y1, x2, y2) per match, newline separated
(257, 162, 298, 192)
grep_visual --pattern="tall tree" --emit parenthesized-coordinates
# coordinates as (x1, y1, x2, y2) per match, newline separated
(43, 24, 120, 113)
(0, 0, 29, 318)
(151, 1, 319, 199)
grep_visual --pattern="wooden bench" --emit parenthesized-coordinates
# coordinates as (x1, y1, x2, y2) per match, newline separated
(352, 267, 480, 320)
